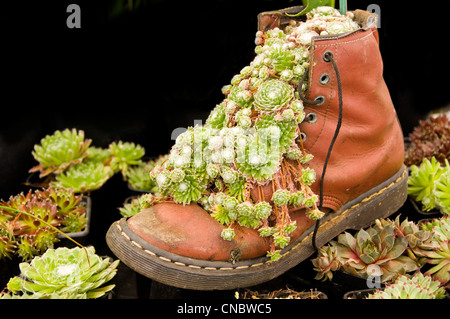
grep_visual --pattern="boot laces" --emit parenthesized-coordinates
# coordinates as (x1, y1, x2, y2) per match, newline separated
(298, 51, 343, 251)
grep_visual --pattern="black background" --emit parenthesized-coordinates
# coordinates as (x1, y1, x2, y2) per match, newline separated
(1, 0, 450, 304)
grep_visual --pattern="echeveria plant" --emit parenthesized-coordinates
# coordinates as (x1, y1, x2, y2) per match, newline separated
(143, 7, 360, 260)
(4, 246, 119, 299)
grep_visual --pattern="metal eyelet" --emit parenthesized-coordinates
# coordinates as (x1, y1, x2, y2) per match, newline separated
(319, 73, 330, 85)
(300, 132, 307, 142)
(305, 112, 317, 124)
(323, 51, 333, 62)
(314, 95, 325, 106)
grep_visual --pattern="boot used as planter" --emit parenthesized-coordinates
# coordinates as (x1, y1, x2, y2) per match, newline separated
(106, 6, 407, 290)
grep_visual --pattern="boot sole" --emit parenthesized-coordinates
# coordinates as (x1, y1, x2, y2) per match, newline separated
(106, 164, 408, 290)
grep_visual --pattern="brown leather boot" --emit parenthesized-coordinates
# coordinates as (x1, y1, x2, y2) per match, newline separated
(106, 7, 407, 290)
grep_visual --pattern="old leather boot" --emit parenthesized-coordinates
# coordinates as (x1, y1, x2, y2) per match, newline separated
(106, 7, 408, 290)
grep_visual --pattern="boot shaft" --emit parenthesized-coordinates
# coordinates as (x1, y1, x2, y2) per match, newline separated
(258, 8, 405, 211)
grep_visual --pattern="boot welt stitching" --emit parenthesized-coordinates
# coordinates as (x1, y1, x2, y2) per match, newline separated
(116, 168, 406, 271)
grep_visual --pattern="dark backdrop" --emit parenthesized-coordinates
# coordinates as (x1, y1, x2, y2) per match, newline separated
(2, 0, 450, 200)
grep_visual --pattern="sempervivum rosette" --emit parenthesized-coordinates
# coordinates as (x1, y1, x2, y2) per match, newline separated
(29, 128, 92, 178)
(254, 79, 294, 112)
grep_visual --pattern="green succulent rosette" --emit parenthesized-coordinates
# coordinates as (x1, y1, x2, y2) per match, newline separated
(29, 128, 92, 178)
(5, 246, 119, 299)
(52, 161, 114, 193)
(254, 79, 294, 112)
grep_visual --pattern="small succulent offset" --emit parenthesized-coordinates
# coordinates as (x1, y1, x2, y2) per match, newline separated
(3, 246, 119, 299)
(29, 128, 92, 178)
(125, 155, 169, 192)
(145, 7, 360, 261)
(366, 272, 446, 299)
(405, 114, 450, 167)
(408, 157, 450, 214)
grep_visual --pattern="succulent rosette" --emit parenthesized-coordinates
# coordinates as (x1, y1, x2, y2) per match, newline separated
(366, 272, 446, 299)
(52, 161, 114, 193)
(109, 141, 145, 176)
(29, 128, 92, 178)
(312, 222, 420, 282)
(5, 246, 119, 299)
(254, 79, 294, 112)
(141, 7, 361, 261)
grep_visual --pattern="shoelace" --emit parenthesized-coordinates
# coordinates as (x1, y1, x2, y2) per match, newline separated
(298, 51, 343, 251)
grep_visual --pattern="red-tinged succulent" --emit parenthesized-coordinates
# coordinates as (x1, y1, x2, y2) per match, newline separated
(404, 114, 450, 167)
(29, 128, 92, 178)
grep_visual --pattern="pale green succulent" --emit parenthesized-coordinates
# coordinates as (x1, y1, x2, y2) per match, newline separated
(29, 128, 92, 178)
(416, 216, 450, 286)
(52, 161, 114, 193)
(254, 79, 294, 112)
(434, 170, 450, 214)
(6, 246, 119, 299)
(109, 141, 145, 176)
(366, 272, 446, 299)
(408, 157, 446, 212)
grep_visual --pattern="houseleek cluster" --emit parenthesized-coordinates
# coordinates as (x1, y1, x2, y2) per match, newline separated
(29, 128, 146, 193)
(0, 187, 87, 260)
(312, 215, 450, 289)
(145, 7, 360, 261)
(408, 156, 450, 214)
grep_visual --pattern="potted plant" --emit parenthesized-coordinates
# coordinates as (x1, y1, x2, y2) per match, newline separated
(407, 156, 450, 216)
(28, 128, 147, 194)
(0, 186, 90, 261)
(344, 272, 447, 299)
(0, 246, 119, 299)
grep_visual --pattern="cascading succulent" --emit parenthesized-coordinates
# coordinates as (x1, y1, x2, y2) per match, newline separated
(29, 128, 92, 178)
(366, 272, 446, 299)
(143, 7, 360, 261)
(3, 246, 119, 299)
(125, 155, 169, 192)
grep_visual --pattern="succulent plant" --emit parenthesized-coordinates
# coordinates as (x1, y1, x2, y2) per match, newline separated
(405, 114, 450, 167)
(366, 272, 446, 299)
(125, 155, 168, 192)
(312, 221, 420, 282)
(416, 216, 450, 287)
(408, 156, 450, 214)
(119, 194, 157, 218)
(4, 246, 119, 299)
(52, 161, 114, 193)
(29, 128, 92, 178)
(35, 187, 87, 233)
(109, 141, 145, 176)
(145, 7, 360, 261)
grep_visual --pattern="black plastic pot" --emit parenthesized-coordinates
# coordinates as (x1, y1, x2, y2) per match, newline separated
(56, 195, 92, 247)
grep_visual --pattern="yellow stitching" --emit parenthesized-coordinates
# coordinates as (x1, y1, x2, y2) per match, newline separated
(121, 168, 406, 270)
(131, 241, 142, 249)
